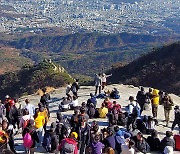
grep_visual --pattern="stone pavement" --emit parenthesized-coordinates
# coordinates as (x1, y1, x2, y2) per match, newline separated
(14, 84, 180, 153)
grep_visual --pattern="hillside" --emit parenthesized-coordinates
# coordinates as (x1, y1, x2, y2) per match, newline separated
(4, 32, 178, 76)
(0, 46, 32, 74)
(108, 42, 180, 95)
(0, 60, 73, 99)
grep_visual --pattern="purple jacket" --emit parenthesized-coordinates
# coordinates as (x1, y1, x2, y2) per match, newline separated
(91, 141, 104, 154)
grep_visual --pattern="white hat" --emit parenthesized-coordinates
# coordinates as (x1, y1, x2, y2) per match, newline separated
(5, 95, 10, 99)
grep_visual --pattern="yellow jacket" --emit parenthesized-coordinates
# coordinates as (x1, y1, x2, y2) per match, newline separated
(152, 89, 160, 106)
(98, 107, 108, 118)
(38, 109, 49, 122)
(34, 115, 45, 129)
(0, 130, 8, 144)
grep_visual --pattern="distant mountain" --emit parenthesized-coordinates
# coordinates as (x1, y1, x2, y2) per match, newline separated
(9, 32, 175, 53)
(6, 32, 178, 76)
(108, 42, 180, 95)
(0, 60, 73, 99)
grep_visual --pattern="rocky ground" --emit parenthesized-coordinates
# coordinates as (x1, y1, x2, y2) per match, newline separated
(14, 84, 180, 153)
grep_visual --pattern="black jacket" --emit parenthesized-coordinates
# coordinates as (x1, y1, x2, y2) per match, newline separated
(147, 136, 160, 151)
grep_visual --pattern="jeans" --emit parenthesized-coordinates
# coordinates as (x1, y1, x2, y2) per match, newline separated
(95, 86, 101, 95)
(36, 126, 43, 145)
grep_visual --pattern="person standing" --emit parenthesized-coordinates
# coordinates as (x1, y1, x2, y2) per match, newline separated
(162, 93, 174, 127)
(101, 73, 112, 90)
(0, 100, 6, 125)
(76, 117, 90, 154)
(171, 105, 180, 133)
(24, 99, 35, 117)
(71, 79, 80, 97)
(136, 87, 146, 114)
(151, 89, 160, 119)
(40, 88, 51, 116)
(34, 108, 45, 147)
(94, 73, 102, 96)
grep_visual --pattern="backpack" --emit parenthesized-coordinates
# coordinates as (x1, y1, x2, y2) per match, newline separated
(174, 134, 180, 151)
(23, 131, 33, 148)
(40, 93, 50, 105)
(132, 103, 140, 117)
(42, 132, 52, 152)
(61, 141, 76, 154)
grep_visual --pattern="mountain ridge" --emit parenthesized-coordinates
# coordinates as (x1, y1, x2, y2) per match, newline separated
(108, 42, 180, 95)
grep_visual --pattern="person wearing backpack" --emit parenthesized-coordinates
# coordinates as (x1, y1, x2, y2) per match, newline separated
(19, 108, 34, 130)
(56, 112, 70, 143)
(43, 122, 58, 153)
(114, 126, 131, 154)
(22, 119, 39, 154)
(87, 93, 97, 108)
(162, 93, 174, 127)
(58, 131, 78, 154)
(40, 88, 51, 117)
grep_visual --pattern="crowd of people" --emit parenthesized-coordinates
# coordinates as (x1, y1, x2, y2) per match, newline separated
(0, 76, 180, 154)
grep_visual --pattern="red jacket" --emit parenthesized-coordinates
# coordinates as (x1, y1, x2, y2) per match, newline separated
(113, 104, 121, 113)
(58, 138, 78, 154)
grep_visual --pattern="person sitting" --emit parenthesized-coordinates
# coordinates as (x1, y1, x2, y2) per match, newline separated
(70, 109, 79, 131)
(114, 126, 131, 154)
(59, 97, 71, 112)
(110, 88, 120, 99)
(98, 103, 108, 118)
(160, 131, 175, 152)
(103, 97, 113, 110)
(103, 128, 116, 151)
(81, 102, 88, 112)
(78, 107, 89, 122)
(145, 116, 156, 134)
(112, 101, 121, 113)
(131, 131, 150, 153)
(87, 93, 97, 108)
(87, 103, 96, 119)
(69, 95, 79, 109)
(121, 139, 135, 154)
(147, 130, 161, 151)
